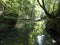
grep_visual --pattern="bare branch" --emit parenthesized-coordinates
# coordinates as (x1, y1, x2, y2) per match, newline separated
(20, 18, 42, 22)
(37, 0, 50, 16)
(37, 0, 43, 8)
(37, 0, 59, 19)
(37, 0, 49, 14)
(42, 0, 45, 8)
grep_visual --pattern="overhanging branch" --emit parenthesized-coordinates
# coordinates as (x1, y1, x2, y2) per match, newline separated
(37, 0, 43, 8)
(42, 0, 45, 8)
(19, 18, 42, 22)
(37, 0, 59, 19)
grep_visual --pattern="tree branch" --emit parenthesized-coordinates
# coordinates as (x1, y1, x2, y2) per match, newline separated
(37, 0, 43, 8)
(42, 0, 45, 8)
(37, 0, 58, 19)
(20, 18, 42, 22)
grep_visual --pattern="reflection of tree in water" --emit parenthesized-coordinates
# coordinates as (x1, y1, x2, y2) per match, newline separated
(0, 18, 35, 45)
(0, 27, 30, 45)
(0, 13, 21, 45)
(0, 28, 19, 45)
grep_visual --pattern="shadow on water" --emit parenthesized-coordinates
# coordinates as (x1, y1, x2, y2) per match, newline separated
(0, 27, 32, 45)
(0, 28, 21, 45)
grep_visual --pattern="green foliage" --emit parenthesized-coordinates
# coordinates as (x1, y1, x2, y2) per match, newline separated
(45, 0, 59, 13)
(0, 0, 59, 45)
(0, 0, 41, 45)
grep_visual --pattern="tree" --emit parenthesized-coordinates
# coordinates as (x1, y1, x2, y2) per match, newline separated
(0, 0, 39, 45)
(37, 0, 60, 45)
(0, 0, 60, 45)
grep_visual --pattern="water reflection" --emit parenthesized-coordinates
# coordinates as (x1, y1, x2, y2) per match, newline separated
(37, 35, 45, 45)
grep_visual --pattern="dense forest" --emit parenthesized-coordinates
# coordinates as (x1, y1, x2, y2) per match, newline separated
(0, 0, 60, 45)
